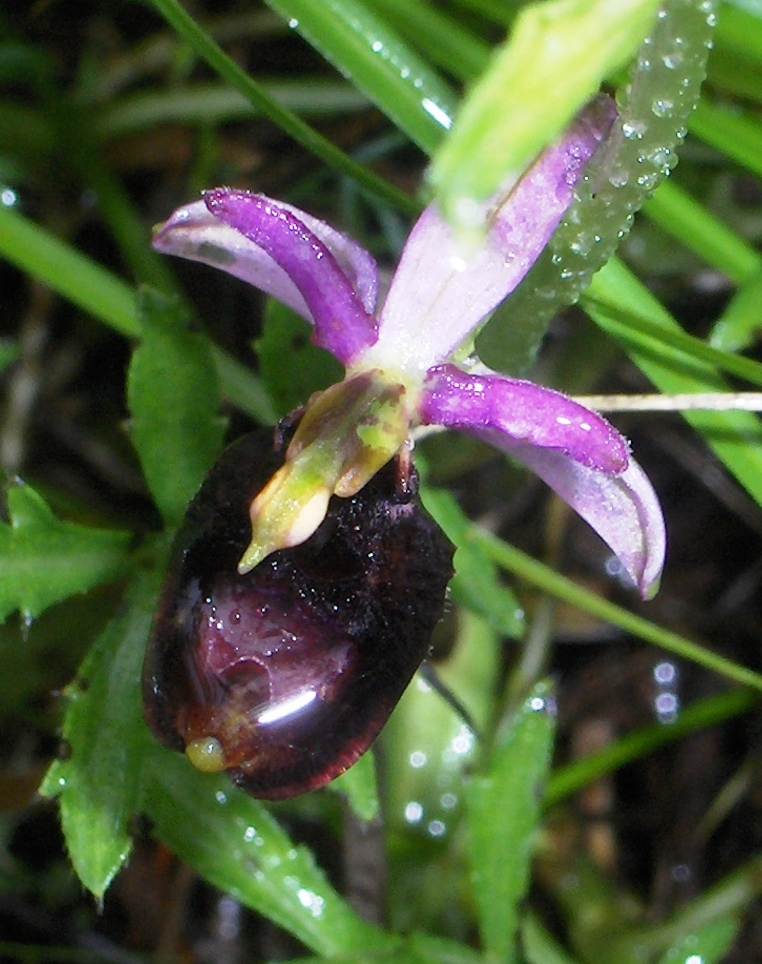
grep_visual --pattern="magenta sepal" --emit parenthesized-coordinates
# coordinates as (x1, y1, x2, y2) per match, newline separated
(420, 363, 629, 473)
(372, 95, 617, 371)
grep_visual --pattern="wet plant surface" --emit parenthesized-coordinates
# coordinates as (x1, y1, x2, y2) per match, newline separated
(2, 2, 762, 963)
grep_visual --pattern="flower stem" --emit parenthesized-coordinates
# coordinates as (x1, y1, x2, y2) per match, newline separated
(472, 528, 762, 694)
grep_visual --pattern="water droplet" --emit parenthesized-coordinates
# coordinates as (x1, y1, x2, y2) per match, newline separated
(297, 888, 326, 918)
(409, 750, 427, 768)
(371, 39, 383, 53)
(621, 120, 646, 140)
(243, 826, 257, 843)
(648, 147, 671, 169)
(215, 789, 228, 805)
(440, 792, 458, 810)
(1, 186, 18, 207)
(636, 172, 659, 191)
(608, 168, 629, 188)
(655, 691, 678, 721)
(662, 51, 683, 69)
(427, 819, 446, 838)
(404, 800, 424, 824)
(21, 612, 33, 642)
(652, 98, 674, 118)
(288, 17, 298, 29)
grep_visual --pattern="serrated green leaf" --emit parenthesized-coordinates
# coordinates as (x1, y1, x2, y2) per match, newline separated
(39, 565, 163, 898)
(421, 485, 525, 639)
(0, 484, 130, 624)
(142, 738, 395, 957)
(429, 0, 661, 224)
(128, 288, 226, 527)
(255, 299, 343, 419)
(466, 679, 556, 964)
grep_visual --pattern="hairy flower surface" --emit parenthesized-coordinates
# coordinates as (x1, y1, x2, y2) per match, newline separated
(145, 95, 666, 798)
(153, 94, 664, 599)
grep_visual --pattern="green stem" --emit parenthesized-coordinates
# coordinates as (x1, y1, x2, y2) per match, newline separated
(0, 206, 276, 424)
(545, 687, 757, 807)
(472, 528, 762, 694)
(145, 0, 417, 214)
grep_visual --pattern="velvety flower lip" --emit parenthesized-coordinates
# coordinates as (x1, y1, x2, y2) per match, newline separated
(152, 94, 666, 599)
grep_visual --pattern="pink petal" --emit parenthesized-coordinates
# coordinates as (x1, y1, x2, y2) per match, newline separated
(502, 440, 666, 599)
(369, 96, 616, 373)
(472, 430, 663, 599)
(420, 364, 629, 473)
(153, 191, 379, 364)
(418, 364, 665, 598)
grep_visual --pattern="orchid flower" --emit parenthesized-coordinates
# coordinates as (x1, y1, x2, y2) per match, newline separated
(152, 95, 665, 600)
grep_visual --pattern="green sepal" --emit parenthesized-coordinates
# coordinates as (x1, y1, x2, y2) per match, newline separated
(428, 0, 661, 226)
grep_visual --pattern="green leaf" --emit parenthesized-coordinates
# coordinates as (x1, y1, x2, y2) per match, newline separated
(0, 484, 130, 624)
(466, 679, 556, 964)
(146, 0, 416, 212)
(383, 612, 501, 840)
(643, 179, 762, 288)
(255, 299, 344, 418)
(428, 0, 660, 224)
(709, 269, 762, 353)
(128, 288, 226, 527)
(262, 0, 457, 154)
(329, 750, 380, 822)
(422, 485, 525, 639)
(692, 98, 762, 182)
(584, 258, 762, 512)
(655, 914, 740, 964)
(0, 207, 275, 423)
(142, 740, 395, 957)
(522, 911, 585, 964)
(545, 688, 756, 808)
(0, 203, 139, 339)
(39, 566, 163, 898)
(361, 0, 490, 82)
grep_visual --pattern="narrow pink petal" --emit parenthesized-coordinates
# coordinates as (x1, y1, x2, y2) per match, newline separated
(204, 190, 378, 364)
(474, 431, 664, 599)
(420, 364, 629, 473)
(153, 191, 379, 364)
(371, 96, 616, 373)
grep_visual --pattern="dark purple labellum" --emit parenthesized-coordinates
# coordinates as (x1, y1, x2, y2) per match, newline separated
(142, 424, 454, 800)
